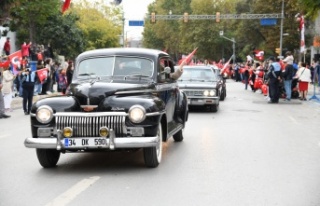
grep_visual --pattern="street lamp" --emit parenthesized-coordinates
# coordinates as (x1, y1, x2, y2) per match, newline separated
(219, 31, 236, 64)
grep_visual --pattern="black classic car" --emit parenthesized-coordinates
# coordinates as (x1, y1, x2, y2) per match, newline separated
(24, 48, 188, 168)
(176, 65, 224, 112)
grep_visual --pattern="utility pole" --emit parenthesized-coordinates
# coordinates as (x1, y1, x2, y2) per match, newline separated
(279, 0, 284, 57)
(219, 31, 236, 64)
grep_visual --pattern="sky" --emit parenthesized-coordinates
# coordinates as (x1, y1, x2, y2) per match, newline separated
(108, 0, 155, 40)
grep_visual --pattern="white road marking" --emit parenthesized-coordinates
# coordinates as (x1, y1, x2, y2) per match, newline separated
(45, 176, 100, 206)
(288, 116, 299, 125)
(0, 134, 11, 139)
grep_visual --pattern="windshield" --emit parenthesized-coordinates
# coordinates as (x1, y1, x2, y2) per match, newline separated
(76, 56, 154, 79)
(179, 67, 217, 81)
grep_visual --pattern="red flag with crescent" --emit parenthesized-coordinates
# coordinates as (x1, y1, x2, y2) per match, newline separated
(8, 50, 22, 75)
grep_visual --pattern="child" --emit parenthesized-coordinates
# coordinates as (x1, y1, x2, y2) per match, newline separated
(58, 69, 68, 95)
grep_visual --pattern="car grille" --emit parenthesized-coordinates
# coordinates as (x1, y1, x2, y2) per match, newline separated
(55, 112, 127, 137)
(184, 90, 204, 96)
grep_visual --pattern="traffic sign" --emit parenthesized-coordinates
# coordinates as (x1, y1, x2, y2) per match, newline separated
(260, 19, 277, 26)
(128, 20, 144, 26)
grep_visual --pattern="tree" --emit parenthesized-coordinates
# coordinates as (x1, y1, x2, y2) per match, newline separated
(9, 0, 61, 42)
(72, 0, 122, 50)
(298, 0, 320, 20)
(37, 13, 85, 59)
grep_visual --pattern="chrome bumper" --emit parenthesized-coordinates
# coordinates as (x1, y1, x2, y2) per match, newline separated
(24, 130, 159, 150)
(187, 97, 219, 106)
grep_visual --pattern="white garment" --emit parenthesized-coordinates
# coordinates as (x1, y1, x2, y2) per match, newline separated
(3, 92, 12, 109)
(296, 67, 311, 82)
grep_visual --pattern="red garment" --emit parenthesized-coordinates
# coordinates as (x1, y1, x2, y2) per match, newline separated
(21, 43, 31, 57)
(37, 52, 43, 61)
(298, 81, 309, 91)
(4, 40, 10, 53)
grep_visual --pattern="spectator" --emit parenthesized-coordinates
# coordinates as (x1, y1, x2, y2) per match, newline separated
(21, 67, 36, 115)
(294, 62, 311, 101)
(2, 65, 16, 112)
(58, 68, 68, 95)
(267, 56, 282, 103)
(21, 41, 32, 59)
(34, 60, 44, 95)
(3, 37, 10, 55)
(66, 60, 74, 87)
(41, 58, 53, 94)
(0, 71, 10, 119)
(282, 53, 294, 101)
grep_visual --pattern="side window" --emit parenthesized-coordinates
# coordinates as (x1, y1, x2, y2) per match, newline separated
(158, 58, 173, 82)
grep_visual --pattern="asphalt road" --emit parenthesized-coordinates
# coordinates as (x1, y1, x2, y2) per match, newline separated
(1, 80, 320, 206)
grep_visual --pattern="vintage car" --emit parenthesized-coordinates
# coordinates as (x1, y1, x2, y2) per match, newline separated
(24, 48, 188, 168)
(176, 65, 222, 112)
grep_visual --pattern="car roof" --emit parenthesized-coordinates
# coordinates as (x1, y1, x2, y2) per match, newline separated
(77, 48, 169, 60)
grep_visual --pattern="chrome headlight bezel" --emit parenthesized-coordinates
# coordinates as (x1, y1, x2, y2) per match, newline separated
(36, 105, 54, 124)
(128, 105, 146, 123)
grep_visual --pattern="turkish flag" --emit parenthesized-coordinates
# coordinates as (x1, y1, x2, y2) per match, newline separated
(8, 50, 22, 75)
(62, 0, 71, 14)
(36, 68, 48, 83)
(178, 48, 198, 65)
(254, 50, 264, 61)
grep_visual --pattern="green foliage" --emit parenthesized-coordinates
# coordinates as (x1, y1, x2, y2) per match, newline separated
(143, 0, 307, 62)
(37, 13, 85, 59)
(73, 0, 122, 50)
(297, 0, 320, 20)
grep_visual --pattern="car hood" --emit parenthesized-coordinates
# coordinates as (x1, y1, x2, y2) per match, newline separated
(70, 82, 155, 105)
(177, 81, 217, 89)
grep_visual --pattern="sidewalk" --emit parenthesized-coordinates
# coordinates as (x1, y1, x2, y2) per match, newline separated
(11, 92, 62, 110)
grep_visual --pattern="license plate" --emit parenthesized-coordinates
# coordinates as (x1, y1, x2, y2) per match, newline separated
(64, 138, 107, 148)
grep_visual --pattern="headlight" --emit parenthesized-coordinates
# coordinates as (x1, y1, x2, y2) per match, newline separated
(128, 105, 146, 123)
(203, 90, 209, 96)
(36, 105, 54, 124)
(209, 90, 215, 96)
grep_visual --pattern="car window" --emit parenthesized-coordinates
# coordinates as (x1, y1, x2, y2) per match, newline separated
(180, 68, 216, 81)
(77, 57, 154, 78)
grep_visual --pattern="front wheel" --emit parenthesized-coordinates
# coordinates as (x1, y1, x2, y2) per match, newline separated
(36, 149, 60, 168)
(210, 104, 219, 113)
(143, 123, 163, 168)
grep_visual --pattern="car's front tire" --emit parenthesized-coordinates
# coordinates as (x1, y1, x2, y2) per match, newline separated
(36, 149, 60, 168)
(210, 104, 219, 112)
(143, 123, 163, 168)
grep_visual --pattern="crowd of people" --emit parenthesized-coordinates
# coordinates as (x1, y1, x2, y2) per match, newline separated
(230, 51, 318, 103)
(0, 40, 74, 119)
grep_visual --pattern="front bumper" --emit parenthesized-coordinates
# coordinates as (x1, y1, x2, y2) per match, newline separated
(187, 97, 219, 106)
(24, 130, 159, 150)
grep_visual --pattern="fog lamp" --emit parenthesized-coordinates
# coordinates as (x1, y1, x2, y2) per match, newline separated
(63, 127, 73, 138)
(99, 127, 109, 137)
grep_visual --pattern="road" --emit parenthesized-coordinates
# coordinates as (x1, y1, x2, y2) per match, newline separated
(1, 80, 320, 206)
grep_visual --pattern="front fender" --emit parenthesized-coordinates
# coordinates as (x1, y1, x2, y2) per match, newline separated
(31, 96, 81, 113)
